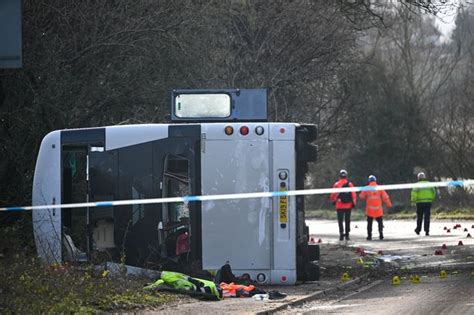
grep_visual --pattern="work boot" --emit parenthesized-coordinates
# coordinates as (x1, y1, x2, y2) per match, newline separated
(366, 235, 372, 241)
(425, 232, 429, 236)
(345, 234, 350, 241)
(414, 229, 420, 235)
(379, 233, 384, 240)
(339, 235, 344, 241)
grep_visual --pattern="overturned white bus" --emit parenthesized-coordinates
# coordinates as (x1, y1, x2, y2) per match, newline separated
(32, 89, 319, 284)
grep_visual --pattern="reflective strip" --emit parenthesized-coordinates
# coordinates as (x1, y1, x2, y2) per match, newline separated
(1, 179, 473, 212)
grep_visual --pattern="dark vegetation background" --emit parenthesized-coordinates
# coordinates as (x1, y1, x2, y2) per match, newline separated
(0, 1, 473, 237)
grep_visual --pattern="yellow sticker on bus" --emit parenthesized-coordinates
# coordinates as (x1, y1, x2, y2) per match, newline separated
(279, 189, 288, 223)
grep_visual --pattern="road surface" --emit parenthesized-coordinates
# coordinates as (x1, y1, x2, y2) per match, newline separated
(308, 220, 474, 268)
(284, 273, 474, 315)
(278, 219, 474, 315)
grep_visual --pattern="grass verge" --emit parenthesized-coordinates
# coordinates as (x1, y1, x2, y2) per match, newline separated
(0, 224, 176, 313)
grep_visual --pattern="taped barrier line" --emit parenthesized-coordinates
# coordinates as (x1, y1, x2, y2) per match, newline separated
(1, 179, 473, 212)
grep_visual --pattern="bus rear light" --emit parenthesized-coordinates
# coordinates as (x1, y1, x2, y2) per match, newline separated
(240, 126, 249, 135)
(224, 126, 234, 135)
(279, 128, 286, 134)
(255, 126, 264, 135)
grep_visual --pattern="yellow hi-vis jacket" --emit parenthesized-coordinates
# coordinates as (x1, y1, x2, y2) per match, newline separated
(411, 180, 436, 204)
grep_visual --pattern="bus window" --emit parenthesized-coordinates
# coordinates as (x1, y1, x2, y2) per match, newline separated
(161, 155, 191, 258)
(174, 93, 231, 118)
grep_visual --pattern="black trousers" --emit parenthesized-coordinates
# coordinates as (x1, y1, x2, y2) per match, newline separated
(367, 216, 383, 237)
(416, 202, 432, 233)
(337, 210, 351, 236)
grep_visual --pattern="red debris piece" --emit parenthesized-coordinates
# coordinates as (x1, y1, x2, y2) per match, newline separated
(378, 250, 384, 255)
(355, 247, 364, 254)
(453, 226, 458, 230)
(443, 226, 447, 230)
(464, 228, 469, 232)
(458, 241, 464, 246)
(434, 249, 443, 255)
(317, 238, 322, 243)
(441, 244, 447, 249)
(309, 237, 315, 243)
(447, 229, 451, 233)
(360, 250, 367, 257)
(467, 233, 472, 238)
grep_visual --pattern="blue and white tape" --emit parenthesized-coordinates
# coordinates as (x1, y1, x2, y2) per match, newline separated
(1, 179, 473, 212)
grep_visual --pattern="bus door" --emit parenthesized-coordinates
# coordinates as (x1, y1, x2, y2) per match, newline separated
(156, 125, 201, 263)
(61, 145, 89, 261)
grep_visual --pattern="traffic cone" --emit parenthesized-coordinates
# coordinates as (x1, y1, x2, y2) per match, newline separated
(410, 275, 421, 284)
(447, 229, 451, 233)
(341, 272, 350, 282)
(439, 270, 447, 279)
(441, 244, 447, 249)
(318, 238, 322, 243)
(467, 233, 472, 238)
(443, 226, 447, 230)
(310, 237, 315, 243)
(434, 249, 443, 255)
(391, 276, 401, 285)
(464, 228, 468, 232)
(458, 241, 464, 246)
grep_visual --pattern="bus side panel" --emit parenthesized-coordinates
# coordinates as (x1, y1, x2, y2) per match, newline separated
(201, 138, 271, 270)
(32, 131, 62, 264)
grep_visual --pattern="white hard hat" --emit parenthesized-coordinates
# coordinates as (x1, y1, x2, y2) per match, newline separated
(368, 175, 377, 182)
(417, 172, 426, 180)
(339, 169, 348, 177)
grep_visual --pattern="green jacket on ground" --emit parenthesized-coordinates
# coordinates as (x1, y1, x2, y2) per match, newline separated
(411, 180, 436, 204)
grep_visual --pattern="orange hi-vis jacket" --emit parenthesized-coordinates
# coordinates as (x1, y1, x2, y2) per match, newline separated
(329, 178, 357, 210)
(219, 282, 255, 298)
(359, 182, 392, 218)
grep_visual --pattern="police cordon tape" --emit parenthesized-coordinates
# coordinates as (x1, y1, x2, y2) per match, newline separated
(1, 179, 473, 212)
